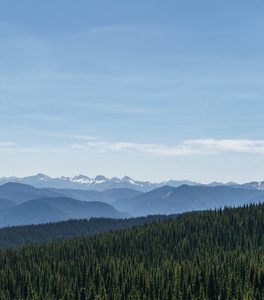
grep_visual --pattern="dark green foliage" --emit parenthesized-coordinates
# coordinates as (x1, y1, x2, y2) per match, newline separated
(0, 215, 169, 248)
(0, 203, 264, 299)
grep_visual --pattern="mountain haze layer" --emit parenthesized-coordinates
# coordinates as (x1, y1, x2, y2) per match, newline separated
(0, 182, 142, 204)
(0, 183, 134, 227)
(0, 197, 127, 227)
(113, 185, 264, 216)
(1, 180, 264, 226)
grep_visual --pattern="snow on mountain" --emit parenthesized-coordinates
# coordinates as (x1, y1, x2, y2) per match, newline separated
(0, 174, 263, 192)
(0, 174, 170, 191)
(71, 175, 91, 184)
(239, 181, 264, 191)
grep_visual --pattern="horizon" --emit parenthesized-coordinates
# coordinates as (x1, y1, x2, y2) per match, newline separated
(0, 172, 262, 186)
(1, 1, 264, 183)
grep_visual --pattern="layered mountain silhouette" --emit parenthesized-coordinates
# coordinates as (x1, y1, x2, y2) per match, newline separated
(0, 183, 134, 227)
(0, 198, 17, 211)
(0, 182, 142, 204)
(112, 185, 264, 216)
(0, 197, 125, 227)
(46, 187, 142, 204)
(1, 181, 264, 227)
(0, 182, 63, 203)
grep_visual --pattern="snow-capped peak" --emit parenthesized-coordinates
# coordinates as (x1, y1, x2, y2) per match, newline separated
(35, 173, 50, 181)
(122, 176, 137, 185)
(71, 174, 91, 184)
(94, 175, 107, 181)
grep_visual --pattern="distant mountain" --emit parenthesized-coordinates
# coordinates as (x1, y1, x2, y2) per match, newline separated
(112, 185, 264, 217)
(0, 198, 17, 211)
(238, 181, 264, 191)
(0, 182, 63, 203)
(0, 182, 143, 205)
(0, 197, 126, 227)
(0, 182, 142, 227)
(1, 173, 264, 192)
(100, 188, 143, 202)
(0, 173, 200, 192)
(46, 187, 143, 204)
(1, 181, 264, 226)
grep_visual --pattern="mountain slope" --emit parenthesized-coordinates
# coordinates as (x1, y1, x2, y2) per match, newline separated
(0, 197, 126, 227)
(0, 182, 63, 203)
(45, 187, 143, 204)
(0, 198, 18, 211)
(0, 182, 142, 204)
(238, 180, 264, 191)
(0, 215, 170, 248)
(1, 203, 264, 299)
(113, 184, 264, 216)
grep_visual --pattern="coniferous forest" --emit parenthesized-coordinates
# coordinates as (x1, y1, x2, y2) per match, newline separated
(0, 203, 264, 299)
(0, 215, 170, 248)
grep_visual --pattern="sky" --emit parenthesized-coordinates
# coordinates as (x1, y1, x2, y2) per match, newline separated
(0, 0, 264, 183)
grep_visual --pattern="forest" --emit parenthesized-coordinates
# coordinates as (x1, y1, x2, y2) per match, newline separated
(0, 203, 264, 299)
(0, 215, 170, 248)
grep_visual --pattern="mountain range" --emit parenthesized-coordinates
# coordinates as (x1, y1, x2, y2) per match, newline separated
(0, 182, 142, 204)
(112, 184, 264, 216)
(1, 181, 264, 227)
(0, 197, 125, 227)
(0, 183, 132, 227)
(0, 173, 264, 192)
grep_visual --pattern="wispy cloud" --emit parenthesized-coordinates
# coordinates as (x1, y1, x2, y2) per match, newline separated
(76, 141, 195, 155)
(2, 139, 264, 156)
(71, 139, 264, 156)
(185, 139, 264, 154)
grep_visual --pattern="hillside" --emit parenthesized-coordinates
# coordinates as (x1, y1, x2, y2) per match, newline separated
(0, 182, 62, 203)
(46, 187, 143, 204)
(0, 198, 17, 211)
(0, 197, 126, 227)
(0, 215, 170, 248)
(0, 203, 264, 299)
(113, 184, 264, 216)
(0, 182, 142, 204)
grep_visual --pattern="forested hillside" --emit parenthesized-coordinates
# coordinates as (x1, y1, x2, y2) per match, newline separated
(0, 215, 169, 248)
(0, 203, 264, 299)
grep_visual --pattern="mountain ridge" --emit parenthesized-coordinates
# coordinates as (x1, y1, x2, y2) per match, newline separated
(112, 184, 264, 216)
(1, 173, 263, 192)
(0, 196, 127, 227)
(1, 182, 264, 225)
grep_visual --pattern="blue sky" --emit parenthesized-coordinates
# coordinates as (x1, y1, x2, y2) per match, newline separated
(0, 0, 264, 183)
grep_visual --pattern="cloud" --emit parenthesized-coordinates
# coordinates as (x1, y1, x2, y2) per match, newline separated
(80, 141, 194, 155)
(185, 139, 264, 154)
(78, 139, 264, 156)
(2, 139, 264, 156)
